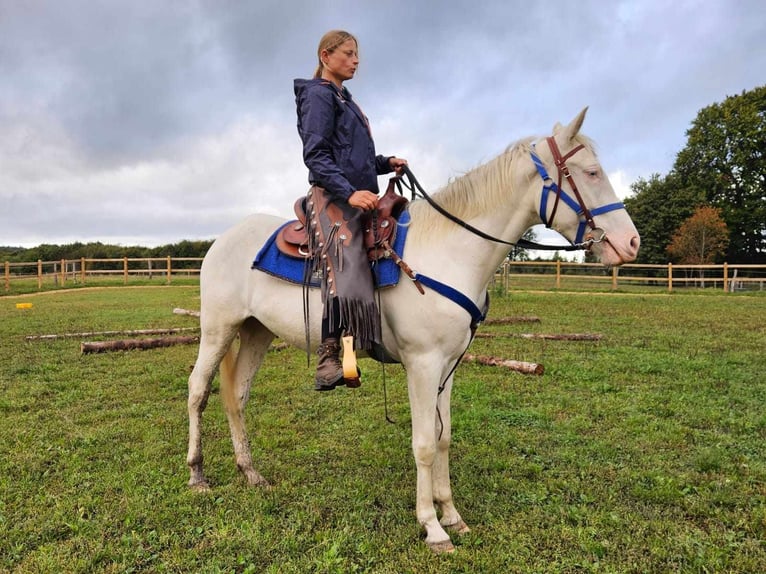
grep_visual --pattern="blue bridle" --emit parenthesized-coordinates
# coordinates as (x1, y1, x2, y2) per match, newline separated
(529, 139, 626, 245)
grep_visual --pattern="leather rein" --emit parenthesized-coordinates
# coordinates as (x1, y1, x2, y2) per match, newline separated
(398, 137, 625, 252)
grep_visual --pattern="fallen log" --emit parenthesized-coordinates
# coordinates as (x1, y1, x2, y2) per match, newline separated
(27, 327, 198, 341)
(173, 307, 201, 318)
(474, 332, 602, 341)
(482, 316, 541, 325)
(462, 354, 544, 375)
(80, 336, 199, 354)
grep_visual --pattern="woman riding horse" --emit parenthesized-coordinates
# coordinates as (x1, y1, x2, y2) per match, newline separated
(294, 29, 407, 390)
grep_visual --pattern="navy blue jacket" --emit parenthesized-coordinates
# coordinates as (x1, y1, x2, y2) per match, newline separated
(294, 78, 392, 201)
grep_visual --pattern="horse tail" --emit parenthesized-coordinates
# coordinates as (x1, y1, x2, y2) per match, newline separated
(219, 342, 238, 415)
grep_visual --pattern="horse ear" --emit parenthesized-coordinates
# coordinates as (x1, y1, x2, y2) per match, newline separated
(560, 107, 589, 142)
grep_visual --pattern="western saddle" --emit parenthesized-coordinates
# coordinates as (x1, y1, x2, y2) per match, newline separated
(275, 177, 410, 263)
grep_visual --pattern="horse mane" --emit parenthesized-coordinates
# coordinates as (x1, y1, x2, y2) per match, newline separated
(406, 133, 596, 241)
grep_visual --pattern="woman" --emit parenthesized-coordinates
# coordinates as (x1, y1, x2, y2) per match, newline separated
(294, 30, 407, 391)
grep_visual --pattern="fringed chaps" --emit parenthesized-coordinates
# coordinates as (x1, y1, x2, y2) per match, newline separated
(306, 186, 381, 350)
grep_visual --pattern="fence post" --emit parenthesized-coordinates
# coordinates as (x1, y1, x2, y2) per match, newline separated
(166, 256, 172, 284)
(122, 257, 128, 285)
(37, 259, 43, 289)
(723, 262, 728, 293)
(611, 266, 618, 290)
(556, 260, 561, 289)
(60, 259, 66, 286)
(668, 262, 673, 293)
(4, 261, 8, 292)
(81, 257, 86, 284)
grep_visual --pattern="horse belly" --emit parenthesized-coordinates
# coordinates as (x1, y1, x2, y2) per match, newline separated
(249, 273, 322, 349)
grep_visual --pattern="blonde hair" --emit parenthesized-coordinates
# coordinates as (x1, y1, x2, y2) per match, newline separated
(313, 30, 358, 78)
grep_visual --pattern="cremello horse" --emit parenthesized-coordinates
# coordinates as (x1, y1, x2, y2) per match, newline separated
(186, 108, 640, 553)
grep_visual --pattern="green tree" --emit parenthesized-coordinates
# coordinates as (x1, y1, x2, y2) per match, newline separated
(673, 86, 766, 263)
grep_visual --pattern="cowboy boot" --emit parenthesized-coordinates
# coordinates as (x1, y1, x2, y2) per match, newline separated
(315, 338, 344, 391)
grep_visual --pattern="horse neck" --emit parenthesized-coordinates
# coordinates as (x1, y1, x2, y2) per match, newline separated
(407, 145, 538, 294)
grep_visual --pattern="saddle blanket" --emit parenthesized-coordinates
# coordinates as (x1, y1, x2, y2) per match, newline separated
(252, 211, 411, 289)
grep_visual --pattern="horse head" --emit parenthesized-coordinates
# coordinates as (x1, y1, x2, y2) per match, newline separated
(531, 107, 640, 266)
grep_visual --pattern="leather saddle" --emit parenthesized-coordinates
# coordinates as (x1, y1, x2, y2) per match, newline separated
(276, 177, 410, 261)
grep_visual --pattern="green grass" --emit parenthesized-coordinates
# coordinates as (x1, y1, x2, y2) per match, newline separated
(1, 287, 765, 572)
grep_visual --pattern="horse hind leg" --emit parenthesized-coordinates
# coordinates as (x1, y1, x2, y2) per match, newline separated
(220, 317, 274, 487)
(187, 324, 239, 491)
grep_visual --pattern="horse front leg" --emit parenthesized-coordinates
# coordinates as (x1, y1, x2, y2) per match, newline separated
(433, 375, 470, 536)
(406, 356, 455, 553)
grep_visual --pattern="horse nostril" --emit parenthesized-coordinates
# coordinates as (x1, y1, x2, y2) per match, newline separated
(630, 235, 641, 253)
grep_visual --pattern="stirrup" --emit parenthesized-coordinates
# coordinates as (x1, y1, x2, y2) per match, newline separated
(342, 336, 361, 388)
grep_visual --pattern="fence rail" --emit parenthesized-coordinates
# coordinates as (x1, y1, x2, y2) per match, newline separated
(4, 257, 766, 294)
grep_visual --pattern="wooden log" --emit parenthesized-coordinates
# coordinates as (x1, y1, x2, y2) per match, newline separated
(516, 333, 602, 341)
(173, 307, 201, 318)
(462, 354, 544, 375)
(27, 327, 198, 341)
(474, 332, 602, 341)
(482, 316, 541, 325)
(80, 336, 199, 354)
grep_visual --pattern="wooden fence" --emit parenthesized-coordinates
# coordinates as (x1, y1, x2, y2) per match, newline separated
(4, 257, 766, 294)
(493, 261, 766, 293)
(3, 257, 203, 292)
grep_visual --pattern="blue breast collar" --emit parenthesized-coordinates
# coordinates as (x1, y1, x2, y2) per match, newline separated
(413, 273, 488, 329)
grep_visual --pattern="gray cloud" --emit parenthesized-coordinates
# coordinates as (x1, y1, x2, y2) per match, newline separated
(1, 0, 764, 247)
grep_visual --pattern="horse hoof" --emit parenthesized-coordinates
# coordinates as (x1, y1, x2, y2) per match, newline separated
(189, 481, 211, 493)
(246, 475, 272, 489)
(428, 540, 456, 554)
(446, 520, 471, 535)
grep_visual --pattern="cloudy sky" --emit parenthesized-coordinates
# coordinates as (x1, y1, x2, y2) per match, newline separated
(1, 0, 764, 248)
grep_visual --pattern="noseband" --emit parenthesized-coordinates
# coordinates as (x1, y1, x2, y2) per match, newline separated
(529, 137, 625, 247)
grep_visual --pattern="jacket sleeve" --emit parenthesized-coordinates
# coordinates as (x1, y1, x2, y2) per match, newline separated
(297, 86, 356, 201)
(376, 155, 394, 176)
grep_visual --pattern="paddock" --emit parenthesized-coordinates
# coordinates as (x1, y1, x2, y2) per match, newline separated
(1, 286, 764, 572)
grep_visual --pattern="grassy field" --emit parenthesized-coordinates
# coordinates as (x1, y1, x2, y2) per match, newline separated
(1, 286, 764, 573)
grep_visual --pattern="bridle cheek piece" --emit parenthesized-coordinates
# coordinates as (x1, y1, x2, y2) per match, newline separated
(530, 137, 626, 250)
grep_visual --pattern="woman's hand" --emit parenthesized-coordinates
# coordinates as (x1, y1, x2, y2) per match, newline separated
(348, 190, 379, 211)
(389, 156, 408, 176)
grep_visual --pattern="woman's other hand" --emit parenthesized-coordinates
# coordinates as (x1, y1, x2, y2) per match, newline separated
(389, 156, 408, 176)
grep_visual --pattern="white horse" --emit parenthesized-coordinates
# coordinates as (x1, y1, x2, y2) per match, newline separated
(186, 108, 640, 553)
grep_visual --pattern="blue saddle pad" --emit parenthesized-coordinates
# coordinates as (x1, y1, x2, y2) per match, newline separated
(251, 211, 411, 289)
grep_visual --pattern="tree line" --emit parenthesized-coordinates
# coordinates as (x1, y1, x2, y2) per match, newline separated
(0, 239, 214, 265)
